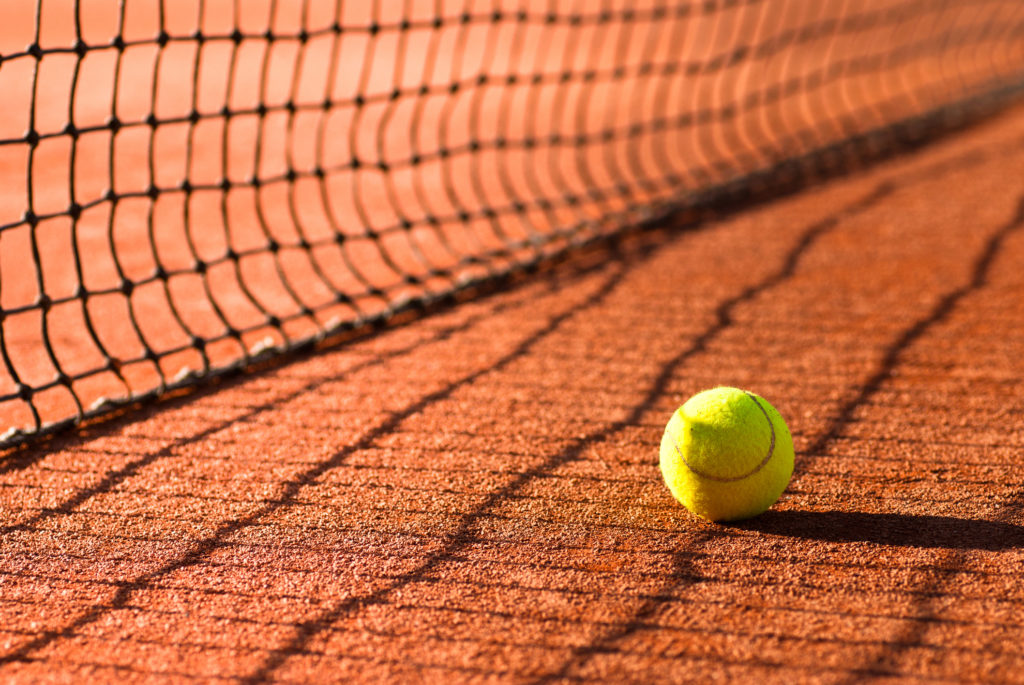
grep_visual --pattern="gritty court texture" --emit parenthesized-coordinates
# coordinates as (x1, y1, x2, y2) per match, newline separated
(2, 1, 1024, 683)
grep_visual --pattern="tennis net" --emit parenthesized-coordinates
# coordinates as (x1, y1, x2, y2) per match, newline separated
(1, 0, 1023, 447)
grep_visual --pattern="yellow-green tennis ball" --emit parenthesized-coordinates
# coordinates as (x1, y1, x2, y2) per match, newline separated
(660, 387, 794, 522)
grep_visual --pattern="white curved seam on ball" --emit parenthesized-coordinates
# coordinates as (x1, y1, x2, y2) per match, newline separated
(674, 392, 777, 483)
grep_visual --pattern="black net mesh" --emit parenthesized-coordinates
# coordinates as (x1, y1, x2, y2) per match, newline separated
(1, 0, 1023, 447)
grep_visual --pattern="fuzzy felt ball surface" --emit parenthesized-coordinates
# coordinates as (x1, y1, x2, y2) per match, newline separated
(660, 387, 794, 522)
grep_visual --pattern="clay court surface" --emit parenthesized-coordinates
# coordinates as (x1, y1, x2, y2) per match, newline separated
(0, 95, 1022, 681)
(4, 1, 1024, 683)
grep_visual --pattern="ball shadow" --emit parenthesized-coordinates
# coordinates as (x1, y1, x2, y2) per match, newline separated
(738, 510, 1024, 551)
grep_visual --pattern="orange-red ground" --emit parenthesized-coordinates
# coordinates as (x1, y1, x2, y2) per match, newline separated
(1, 99, 1024, 683)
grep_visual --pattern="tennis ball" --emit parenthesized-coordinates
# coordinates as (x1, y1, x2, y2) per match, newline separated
(660, 387, 793, 522)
